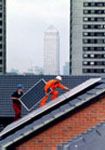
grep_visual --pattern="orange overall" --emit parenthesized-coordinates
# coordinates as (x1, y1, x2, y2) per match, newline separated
(40, 79, 68, 107)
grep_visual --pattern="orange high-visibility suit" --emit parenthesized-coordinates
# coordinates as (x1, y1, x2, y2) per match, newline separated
(40, 79, 68, 107)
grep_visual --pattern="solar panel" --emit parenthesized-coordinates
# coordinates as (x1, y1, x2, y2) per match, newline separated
(19, 79, 47, 111)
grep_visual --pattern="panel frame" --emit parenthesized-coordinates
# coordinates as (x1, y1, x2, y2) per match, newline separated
(19, 79, 47, 111)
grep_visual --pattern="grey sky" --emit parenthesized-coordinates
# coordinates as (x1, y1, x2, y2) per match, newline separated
(7, 0, 70, 74)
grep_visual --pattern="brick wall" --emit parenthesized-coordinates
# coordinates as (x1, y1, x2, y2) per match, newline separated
(15, 96, 105, 150)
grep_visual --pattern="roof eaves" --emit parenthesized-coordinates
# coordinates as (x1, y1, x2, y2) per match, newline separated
(58, 121, 105, 150)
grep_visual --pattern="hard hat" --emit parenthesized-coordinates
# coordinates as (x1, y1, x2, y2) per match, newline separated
(17, 84, 24, 89)
(55, 76, 62, 81)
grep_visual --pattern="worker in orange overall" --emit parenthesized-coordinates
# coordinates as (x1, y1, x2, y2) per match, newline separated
(40, 76, 69, 107)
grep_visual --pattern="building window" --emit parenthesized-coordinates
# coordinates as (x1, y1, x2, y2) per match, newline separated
(83, 17, 88, 21)
(98, 25, 104, 29)
(83, 68, 105, 73)
(83, 2, 89, 7)
(83, 24, 105, 29)
(90, 62, 94, 65)
(95, 54, 105, 58)
(0, 67, 2, 72)
(83, 32, 88, 36)
(83, 69, 94, 73)
(0, 21, 2, 26)
(96, 62, 100, 65)
(89, 47, 95, 51)
(97, 10, 105, 14)
(103, 62, 105, 65)
(0, 36, 2, 41)
(83, 39, 88, 44)
(83, 61, 105, 66)
(83, 10, 89, 14)
(83, 47, 105, 51)
(83, 47, 88, 51)
(83, 10, 105, 14)
(91, 10, 95, 14)
(83, 61, 88, 65)
(0, 44, 2, 49)
(0, 13, 2, 17)
(83, 54, 88, 58)
(96, 61, 105, 65)
(83, 2, 105, 7)
(0, 59, 2, 64)
(97, 17, 105, 21)
(83, 69, 89, 73)
(83, 25, 88, 29)
(98, 39, 105, 43)
(83, 53, 105, 59)
(96, 3, 105, 7)
(91, 2, 95, 7)
(90, 18, 95, 21)
(90, 54, 94, 58)
(0, 51, 2, 56)
(0, 29, 2, 34)
(83, 39, 105, 44)
(83, 32, 105, 37)
(83, 32, 91, 36)
(83, 17, 105, 22)
(0, 5, 2, 10)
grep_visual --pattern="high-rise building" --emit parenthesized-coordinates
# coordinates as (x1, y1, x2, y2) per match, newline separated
(44, 26, 60, 75)
(70, 0, 105, 75)
(0, 0, 6, 74)
(63, 62, 69, 75)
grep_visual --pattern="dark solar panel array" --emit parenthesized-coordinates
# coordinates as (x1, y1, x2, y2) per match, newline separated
(20, 79, 46, 111)
(57, 122, 105, 150)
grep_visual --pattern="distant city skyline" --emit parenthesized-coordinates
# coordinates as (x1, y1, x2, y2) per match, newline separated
(7, 0, 70, 74)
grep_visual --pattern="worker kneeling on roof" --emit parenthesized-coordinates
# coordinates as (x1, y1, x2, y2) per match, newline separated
(40, 76, 69, 107)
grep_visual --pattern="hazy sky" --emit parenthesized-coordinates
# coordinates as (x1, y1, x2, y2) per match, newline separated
(7, 0, 70, 74)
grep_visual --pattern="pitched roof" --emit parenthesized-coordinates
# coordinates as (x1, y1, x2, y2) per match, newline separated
(1, 77, 105, 149)
(57, 122, 105, 150)
(0, 75, 91, 117)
